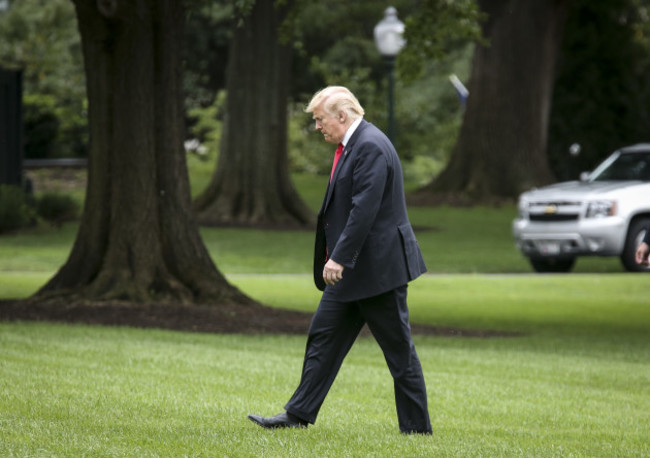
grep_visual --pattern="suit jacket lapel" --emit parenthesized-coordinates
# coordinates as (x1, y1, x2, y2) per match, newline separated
(322, 120, 368, 214)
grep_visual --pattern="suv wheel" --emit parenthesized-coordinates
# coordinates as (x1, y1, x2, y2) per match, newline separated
(620, 217, 650, 272)
(529, 257, 576, 273)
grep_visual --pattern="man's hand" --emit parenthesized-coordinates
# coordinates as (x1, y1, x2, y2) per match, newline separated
(323, 259, 344, 286)
(635, 242, 650, 265)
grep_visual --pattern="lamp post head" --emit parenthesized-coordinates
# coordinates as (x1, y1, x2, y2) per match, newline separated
(374, 7, 406, 57)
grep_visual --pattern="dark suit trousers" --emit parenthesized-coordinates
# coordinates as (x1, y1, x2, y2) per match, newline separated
(284, 285, 432, 434)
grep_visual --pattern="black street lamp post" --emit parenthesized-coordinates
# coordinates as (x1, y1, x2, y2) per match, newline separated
(373, 6, 405, 145)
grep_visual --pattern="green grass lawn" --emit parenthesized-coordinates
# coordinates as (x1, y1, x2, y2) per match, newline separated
(1, 273, 649, 456)
(2, 284, 648, 457)
(1, 169, 648, 455)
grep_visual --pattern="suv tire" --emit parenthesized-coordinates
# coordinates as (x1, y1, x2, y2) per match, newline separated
(529, 257, 576, 273)
(620, 217, 650, 272)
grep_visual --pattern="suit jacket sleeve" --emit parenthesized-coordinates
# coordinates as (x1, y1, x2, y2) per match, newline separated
(329, 142, 387, 269)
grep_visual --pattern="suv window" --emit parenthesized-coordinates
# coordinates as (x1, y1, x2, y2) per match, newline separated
(591, 152, 650, 181)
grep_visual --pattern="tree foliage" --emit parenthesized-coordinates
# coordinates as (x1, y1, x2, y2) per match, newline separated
(183, 1, 232, 110)
(548, 0, 650, 180)
(0, 0, 87, 158)
(3, 0, 648, 200)
(399, 0, 484, 81)
(287, 0, 480, 174)
(0, 0, 82, 98)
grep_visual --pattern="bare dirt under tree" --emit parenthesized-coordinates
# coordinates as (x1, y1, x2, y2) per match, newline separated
(0, 299, 514, 338)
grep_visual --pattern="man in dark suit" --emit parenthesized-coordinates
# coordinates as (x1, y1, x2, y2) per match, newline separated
(248, 86, 432, 434)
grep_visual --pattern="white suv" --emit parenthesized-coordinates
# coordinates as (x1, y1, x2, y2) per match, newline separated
(513, 143, 650, 272)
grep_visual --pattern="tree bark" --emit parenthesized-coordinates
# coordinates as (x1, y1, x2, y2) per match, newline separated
(422, 0, 567, 202)
(194, 0, 314, 228)
(35, 0, 253, 306)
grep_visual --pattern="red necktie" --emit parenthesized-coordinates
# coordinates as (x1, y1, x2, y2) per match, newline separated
(330, 143, 344, 182)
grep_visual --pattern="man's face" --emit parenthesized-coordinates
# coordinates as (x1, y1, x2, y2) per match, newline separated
(312, 105, 346, 145)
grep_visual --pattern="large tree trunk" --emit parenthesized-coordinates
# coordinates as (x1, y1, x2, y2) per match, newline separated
(421, 0, 567, 202)
(35, 0, 253, 306)
(194, 0, 314, 228)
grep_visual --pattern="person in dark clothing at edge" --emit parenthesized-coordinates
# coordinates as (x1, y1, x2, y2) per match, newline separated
(247, 86, 432, 435)
(635, 225, 650, 266)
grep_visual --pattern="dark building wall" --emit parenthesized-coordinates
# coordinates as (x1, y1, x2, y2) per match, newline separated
(0, 67, 23, 186)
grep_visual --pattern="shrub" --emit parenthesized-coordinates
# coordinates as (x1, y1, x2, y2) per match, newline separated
(22, 94, 60, 159)
(0, 185, 36, 234)
(186, 91, 225, 162)
(288, 102, 333, 175)
(22, 94, 89, 160)
(402, 155, 444, 187)
(36, 193, 78, 227)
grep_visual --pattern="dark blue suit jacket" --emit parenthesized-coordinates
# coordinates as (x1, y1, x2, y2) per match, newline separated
(313, 120, 427, 301)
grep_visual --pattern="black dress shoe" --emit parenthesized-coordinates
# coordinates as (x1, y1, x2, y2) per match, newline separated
(247, 412, 308, 429)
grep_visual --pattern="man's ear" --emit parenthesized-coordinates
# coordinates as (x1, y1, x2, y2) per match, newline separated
(338, 111, 347, 123)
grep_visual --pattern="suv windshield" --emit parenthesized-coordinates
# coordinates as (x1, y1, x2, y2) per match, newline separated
(590, 152, 650, 182)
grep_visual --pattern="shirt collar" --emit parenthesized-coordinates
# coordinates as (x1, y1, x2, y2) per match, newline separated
(341, 117, 363, 147)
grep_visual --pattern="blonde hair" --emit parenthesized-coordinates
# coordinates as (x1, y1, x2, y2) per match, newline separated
(305, 86, 365, 120)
